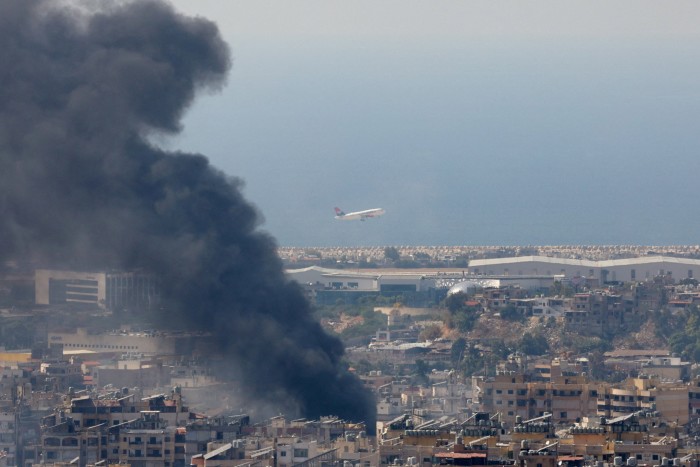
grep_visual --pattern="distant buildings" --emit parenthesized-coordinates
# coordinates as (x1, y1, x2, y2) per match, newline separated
(469, 256, 700, 284)
(46, 328, 204, 357)
(35, 269, 159, 312)
(286, 266, 555, 306)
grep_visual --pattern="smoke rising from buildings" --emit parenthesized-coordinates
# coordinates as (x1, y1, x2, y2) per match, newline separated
(0, 0, 375, 425)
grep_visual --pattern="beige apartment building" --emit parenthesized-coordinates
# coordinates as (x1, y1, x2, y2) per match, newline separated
(475, 371, 691, 427)
(597, 377, 689, 425)
(472, 373, 600, 424)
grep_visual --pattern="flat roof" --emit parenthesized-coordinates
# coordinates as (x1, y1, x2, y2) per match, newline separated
(434, 452, 487, 459)
(470, 255, 700, 268)
(204, 443, 232, 460)
(604, 349, 670, 358)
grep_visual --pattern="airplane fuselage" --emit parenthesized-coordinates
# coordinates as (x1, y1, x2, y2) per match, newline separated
(334, 207, 385, 221)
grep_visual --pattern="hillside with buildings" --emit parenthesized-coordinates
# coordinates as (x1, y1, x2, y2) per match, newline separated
(4, 253, 700, 466)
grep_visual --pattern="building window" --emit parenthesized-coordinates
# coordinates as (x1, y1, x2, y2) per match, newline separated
(631, 269, 636, 280)
(280, 451, 286, 457)
(689, 270, 694, 279)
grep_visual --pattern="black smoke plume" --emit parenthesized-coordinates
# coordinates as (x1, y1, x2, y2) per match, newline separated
(0, 0, 375, 427)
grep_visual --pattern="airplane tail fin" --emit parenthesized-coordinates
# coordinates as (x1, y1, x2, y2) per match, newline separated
(334, 207, 345, 216)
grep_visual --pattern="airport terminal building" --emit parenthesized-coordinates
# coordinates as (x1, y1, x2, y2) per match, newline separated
(286, 266, 556, 305)
(468, 255, 700, 283)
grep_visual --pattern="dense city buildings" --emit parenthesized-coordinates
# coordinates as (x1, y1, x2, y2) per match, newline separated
(5, 248, 700, 466)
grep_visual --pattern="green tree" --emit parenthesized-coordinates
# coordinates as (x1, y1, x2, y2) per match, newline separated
(545, 316, 557, 328)
(353, 359, 373, 375)
(443, 292, 479, 332)
(451, 337, 467, 365)
(569, 335, 610, 354)
(419, 324, 443, 342)
(414, 359, 430, 385)
(452, 311, 477, 332)
(340, 308, 387, 341)
(518, 332, 549, 356)
(549, 281, 575, 297)
(499, 304, 522, 322)
(444, 292, 469, 313)
(384, 246, 400, 262)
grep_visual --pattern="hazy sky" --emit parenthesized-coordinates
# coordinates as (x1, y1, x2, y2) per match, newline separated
(166, 1, 700, 247)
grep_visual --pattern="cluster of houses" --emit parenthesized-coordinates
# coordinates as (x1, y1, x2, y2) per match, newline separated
(3, 303, 700, 467)
(4, 357, 700, 467)
(365, 354, 700, 467)
(2, 257, 700, 467)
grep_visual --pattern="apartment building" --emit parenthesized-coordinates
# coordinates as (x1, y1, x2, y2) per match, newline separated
(275, 437, 318, 467)
(597, 377, 689, 425)
(564, 292, 635, 336)
(689, 377, 700, 419)
(118, 412, 186, 467)
(190, 439, 248, 467)
(472, 373, 599, 424)
(30, 388, 194, 466)
(0, 410, 16, 466)
(184, 415, 249, 461)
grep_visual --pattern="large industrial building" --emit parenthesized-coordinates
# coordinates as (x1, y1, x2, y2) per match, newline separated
(47, 328, 201, 356)
(35, 269, 160, 311)
(468, 255, 700, 283)
(286, 266, 556, 305)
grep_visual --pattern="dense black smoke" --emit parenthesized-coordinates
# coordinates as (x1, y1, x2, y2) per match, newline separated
(0, 0, 375, 427)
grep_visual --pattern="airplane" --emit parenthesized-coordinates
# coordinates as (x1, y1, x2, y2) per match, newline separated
(334, 207, 385, 221)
